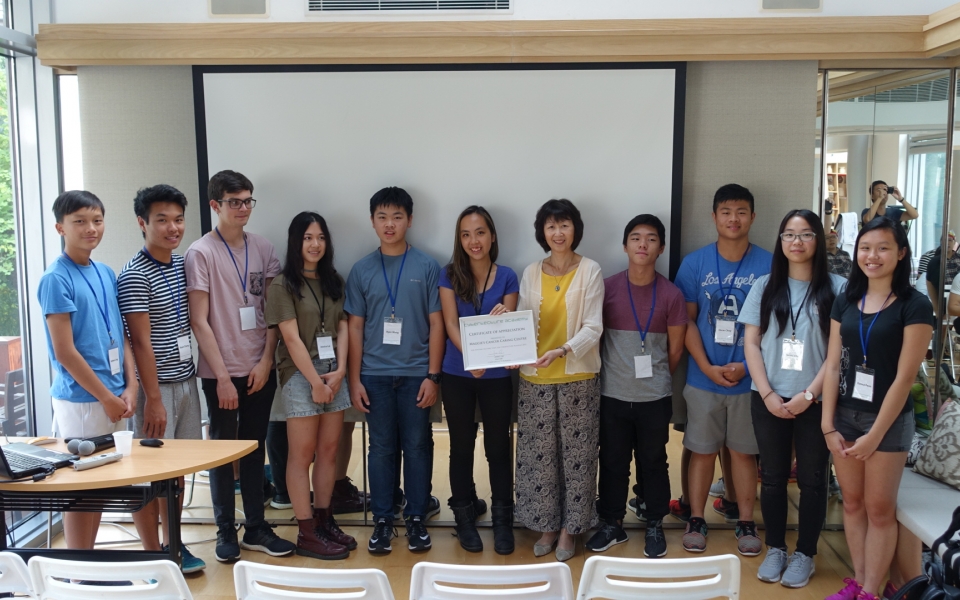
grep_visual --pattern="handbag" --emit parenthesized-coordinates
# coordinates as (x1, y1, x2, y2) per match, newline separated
(893, 507, 960, 599)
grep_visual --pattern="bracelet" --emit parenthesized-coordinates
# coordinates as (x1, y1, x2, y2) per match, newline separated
(823, 429, 837, 436)
(762, 390, 777, 401)
(556, 346, 568, 357)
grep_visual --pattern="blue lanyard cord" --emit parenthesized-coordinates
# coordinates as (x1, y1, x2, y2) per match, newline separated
(61, 253, 114, 344)
(858, 291, 894, 367)
(379, 245, 409, 317)
(625, 271, 657, 353)
(714, 243, 750, 315)
(141, 248, 184, 332)
(214, 227, 249, 304)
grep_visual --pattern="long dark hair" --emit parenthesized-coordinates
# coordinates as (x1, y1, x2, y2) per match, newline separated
(845, 216, 912, 303)
(446, 206, 499, 305)
(760, 209, 834, 339)
(281, 211, 343, 302)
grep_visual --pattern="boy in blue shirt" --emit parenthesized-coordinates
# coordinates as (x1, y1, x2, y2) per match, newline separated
(37, 190, 138, 549)
(674, 184, 772, 556)
(345, 187, 444, 555)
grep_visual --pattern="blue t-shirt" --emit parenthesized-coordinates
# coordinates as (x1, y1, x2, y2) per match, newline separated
(344, 246, 442, 377)
(674, 243, 772, 395)
(438, 264, 520, 379)
(37, 257, 126, 402)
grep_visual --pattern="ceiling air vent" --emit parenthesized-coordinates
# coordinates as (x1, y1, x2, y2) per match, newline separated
(308, 0, 510, 12)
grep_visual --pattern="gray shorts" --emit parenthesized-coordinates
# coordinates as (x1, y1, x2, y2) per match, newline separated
(835, 405, 915, 453)
(133, 379, 203, 440)
(681, 384, 758, 455)
(282, 358, 351, 418)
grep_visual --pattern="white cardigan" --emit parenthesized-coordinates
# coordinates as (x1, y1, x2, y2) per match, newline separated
(517, 257, 604, 378)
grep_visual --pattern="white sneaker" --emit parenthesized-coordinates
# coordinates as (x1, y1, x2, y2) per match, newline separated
(708, 477, 725, 498)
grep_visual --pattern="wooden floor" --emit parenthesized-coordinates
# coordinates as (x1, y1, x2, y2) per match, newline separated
(56, 425, 855, 599)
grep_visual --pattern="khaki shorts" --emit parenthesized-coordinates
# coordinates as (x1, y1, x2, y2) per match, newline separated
(681, 384, 758, 455)
(133, 379, 203, 440)
(51, 398, 122, 438)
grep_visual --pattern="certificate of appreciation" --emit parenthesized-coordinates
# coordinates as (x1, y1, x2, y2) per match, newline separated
(459, 310, 539, 371)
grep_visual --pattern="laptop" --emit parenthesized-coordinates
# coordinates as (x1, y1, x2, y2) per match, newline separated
(0, 442, 78, 480)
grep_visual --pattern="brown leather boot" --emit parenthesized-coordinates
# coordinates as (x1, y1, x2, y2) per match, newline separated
(315, 507, 357, 551)
(295, 518, 349, 560)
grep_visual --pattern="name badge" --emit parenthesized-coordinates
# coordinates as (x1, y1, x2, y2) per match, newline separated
(316, 335, 336, 359)
(239, 306, 257, 331)
(634, 355, 653, 379)
(177, 335, 192, 362)
(383, 317, 403, 346)
(853, 366, 875, 402)
(781, 338, 804, 371)
(109, 346, 121, 375)
(714, 316, 736, 346)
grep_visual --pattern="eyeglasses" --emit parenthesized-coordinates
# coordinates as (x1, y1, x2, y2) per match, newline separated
(217, 198, 257, 210)
(780, 232, 817, 242)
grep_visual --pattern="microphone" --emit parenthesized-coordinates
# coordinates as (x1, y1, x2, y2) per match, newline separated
(66, 434, 116, 456)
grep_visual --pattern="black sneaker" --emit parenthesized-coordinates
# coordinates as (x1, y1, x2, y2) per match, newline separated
(585, 520, 628, 552)
(628, 496, 648, 522)
(270, 492, 293, 510)
(215, 523, 241, 562)
(240, 522, 296, 557)
(644, 519, 667, 558)
(426, 496, 441, 520)
(368, 517, 396, 555)
(405, 516, 432, 552)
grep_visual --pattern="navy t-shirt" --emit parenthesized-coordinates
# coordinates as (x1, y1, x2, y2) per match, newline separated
(438, 264, 520, 379)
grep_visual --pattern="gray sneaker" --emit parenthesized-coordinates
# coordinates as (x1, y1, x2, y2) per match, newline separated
(709, 477, 725, 498)
(757, 547, 788, 583)
(780, 551, 815, 588)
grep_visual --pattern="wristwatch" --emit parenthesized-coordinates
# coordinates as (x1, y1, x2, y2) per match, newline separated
(803, 389, 815, 403)
(426, 373, 442, 384)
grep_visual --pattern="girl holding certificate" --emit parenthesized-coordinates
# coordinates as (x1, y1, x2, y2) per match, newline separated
(738, 209, 844, 588)
(514, 198, 603, 562)
(265, 212, 356, 560)
(439, 206, 519, 554)
(821, 217, 933, 600)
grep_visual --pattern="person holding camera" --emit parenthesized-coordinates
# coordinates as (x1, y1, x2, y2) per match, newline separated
(861, 181, 917, 226)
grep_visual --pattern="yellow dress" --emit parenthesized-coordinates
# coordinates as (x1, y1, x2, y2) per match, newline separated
(521, 268, 594, 385)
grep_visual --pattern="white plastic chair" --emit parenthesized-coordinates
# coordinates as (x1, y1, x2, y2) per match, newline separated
(410, 561, 574, 600)
(576, 554, 740, 600)
(28, 557, 192, 599)
(0, 551, 36, 598)
(233, 560, 394, 600)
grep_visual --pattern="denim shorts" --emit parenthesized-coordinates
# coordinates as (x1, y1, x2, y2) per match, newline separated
(834, 404, 915, 453)
(281, 358, 351, 418)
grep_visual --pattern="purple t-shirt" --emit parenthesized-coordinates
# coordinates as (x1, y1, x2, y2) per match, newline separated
(439, 264, 519, 379)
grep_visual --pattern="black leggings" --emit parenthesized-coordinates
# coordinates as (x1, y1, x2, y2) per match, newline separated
(751, 391, 830, 556)
(441, 374, 514, 504)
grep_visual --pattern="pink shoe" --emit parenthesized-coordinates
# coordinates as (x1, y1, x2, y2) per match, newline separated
(881, 582, 898, 599)
(856, 591, 880, 600)
(825, 578, 862, 600)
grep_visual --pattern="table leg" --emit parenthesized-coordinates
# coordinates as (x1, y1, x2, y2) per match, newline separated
(164, 478, 181, 567)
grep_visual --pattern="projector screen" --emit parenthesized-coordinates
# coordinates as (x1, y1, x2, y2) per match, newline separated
(194, 64, 685, 279)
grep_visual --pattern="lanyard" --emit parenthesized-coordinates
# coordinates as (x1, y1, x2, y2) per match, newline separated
(858, 291, 894, 367)
(61, 253, 114, 345)
(788, 283, 813, 341)
(215, 227, 249, 304)
(379, 245, 409, 318)
(474, 262, 494, 316)
(626, 271, 657, 353)
(714, 243, 750, 315)
(303, 278, 327, 333)
(141, 248, 184, 332)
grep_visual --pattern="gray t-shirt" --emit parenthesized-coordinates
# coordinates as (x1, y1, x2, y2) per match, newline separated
(343, 246, 441, 377)
(738, 274, 846, 398)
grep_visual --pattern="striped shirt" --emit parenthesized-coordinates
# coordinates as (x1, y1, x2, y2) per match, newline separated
(118, 251, 196, 383)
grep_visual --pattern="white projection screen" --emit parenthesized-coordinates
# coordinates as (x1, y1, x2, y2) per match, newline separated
(194, 64, 685, 278)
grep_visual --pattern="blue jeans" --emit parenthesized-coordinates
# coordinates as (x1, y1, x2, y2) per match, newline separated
(362, 375, 433, 520)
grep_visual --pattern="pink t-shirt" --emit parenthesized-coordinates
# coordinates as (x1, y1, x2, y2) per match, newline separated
(184, 230, 281, 378)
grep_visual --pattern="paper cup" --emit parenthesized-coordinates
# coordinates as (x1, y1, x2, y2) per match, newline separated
(113, 430, 133, 456)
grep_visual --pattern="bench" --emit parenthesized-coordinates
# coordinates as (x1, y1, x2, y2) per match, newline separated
(897, 468, 960, 550)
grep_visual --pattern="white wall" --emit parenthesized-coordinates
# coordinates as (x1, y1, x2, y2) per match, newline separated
(51, 0, 957, 23)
